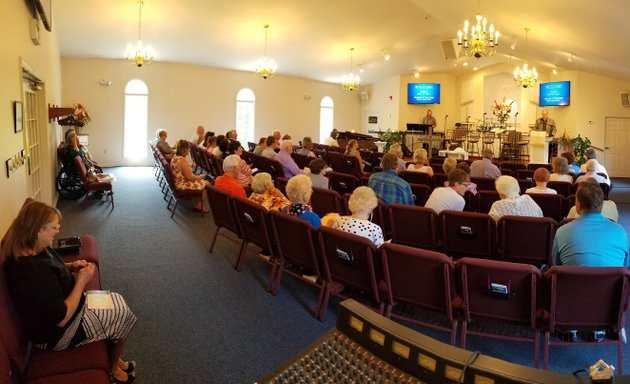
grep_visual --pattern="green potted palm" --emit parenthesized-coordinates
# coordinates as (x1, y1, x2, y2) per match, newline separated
(572, 134, 591, 166)
(380, 129, 402, 152)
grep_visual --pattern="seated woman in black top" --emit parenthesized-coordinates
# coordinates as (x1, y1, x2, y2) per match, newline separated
(2, 201, 137, 383)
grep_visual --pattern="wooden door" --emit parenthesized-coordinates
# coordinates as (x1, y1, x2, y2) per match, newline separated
(605, 117, 630, 177)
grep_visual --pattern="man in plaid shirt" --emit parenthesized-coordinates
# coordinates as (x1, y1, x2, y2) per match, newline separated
(368, 153, 414, 205)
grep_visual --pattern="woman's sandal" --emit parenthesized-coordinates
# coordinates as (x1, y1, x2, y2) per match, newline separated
(111, 371, 136, 384)
(122, 360, 136, 374)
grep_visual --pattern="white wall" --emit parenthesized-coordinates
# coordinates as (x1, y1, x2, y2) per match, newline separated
(61, 59, 363, 167)
(0, 0, 63, 236)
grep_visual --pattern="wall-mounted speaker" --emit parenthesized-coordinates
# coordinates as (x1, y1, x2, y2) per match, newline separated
(620, 91, 630, 107)
(440, 39, 460, 60)
(360, 92, 369, 104)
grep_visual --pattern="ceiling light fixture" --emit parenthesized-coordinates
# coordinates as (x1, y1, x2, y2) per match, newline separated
(513, 27, 538, 88)
(383, 49, 391, 61)
(126, 0, 155, 67)
(341, 48, 360, 91)
(457, 0, 499, 59)
(254, 24, 278, 79)
(414, 71, 420, 78)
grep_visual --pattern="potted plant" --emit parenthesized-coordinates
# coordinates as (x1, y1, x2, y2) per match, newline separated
(558, 131, 573, 154)
(572, 134, 591, 166)
(379, 129, 402, 152)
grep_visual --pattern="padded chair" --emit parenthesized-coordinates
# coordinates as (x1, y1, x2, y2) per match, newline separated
(401, 171, 434, 189)
(409, 183, 432, 206)
(475, 190, 500, 214)
(517, 179, 535, 195)
(380, 243, 459, 345)
(541, 266, 630, 374)
(162, 162, 203, 218)
(433, 173, 447, 188)
(527, 163, 553, 171)
(268, 211, 325, 319)
(275, 177, 289, 196)
(499, 168, 513, 176)
(206, 185, 240, 253)
(527, 193, 566, 222)
(440, 210, 496, 260)
(388, 204, 439, 251)
(546, 181, 572, 197)
(291, 152, 312, 170)
(328, 171, 360, 196)
(470, 177, 496, 192)
(73, 156, 114, 208)
(231, 197, 274, 272)
(325, 151, 345, 173)
(341, 154, 363, 178)
(499, 161, 526, 174)
(462, 190, 475, 212)
(497, 216, 557, 266)
(456, 258, 542, 367)
(516, 169, 535, 180)
(317, 226, 383, 320)
(310, 187, 343, 217)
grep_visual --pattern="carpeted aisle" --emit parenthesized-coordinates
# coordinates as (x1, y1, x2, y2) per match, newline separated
(54, 167, 630, 383)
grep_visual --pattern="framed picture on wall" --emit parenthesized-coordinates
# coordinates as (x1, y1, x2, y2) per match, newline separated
(14, 101, 23, 133)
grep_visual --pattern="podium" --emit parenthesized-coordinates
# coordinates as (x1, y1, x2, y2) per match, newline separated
(528, 131, 553, 164)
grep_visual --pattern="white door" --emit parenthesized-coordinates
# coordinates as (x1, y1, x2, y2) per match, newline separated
(23, 81, 42, 200)
(605, 117, 630, 177)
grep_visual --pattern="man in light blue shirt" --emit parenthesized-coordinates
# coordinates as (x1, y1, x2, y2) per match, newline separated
(552, 182, 628, 267)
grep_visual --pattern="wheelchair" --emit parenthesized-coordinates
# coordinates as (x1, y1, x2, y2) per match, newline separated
(55, 143, 103, 200)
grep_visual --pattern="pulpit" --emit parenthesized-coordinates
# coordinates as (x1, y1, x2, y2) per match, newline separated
(528, 131, 553, 164)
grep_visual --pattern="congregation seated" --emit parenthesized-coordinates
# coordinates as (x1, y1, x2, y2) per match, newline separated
(282, 174, 321, 229)
(525, 168, 557, 195)
(424, 169, 468, 214)
(566, 177, 619, 222)
(154, 128, 175, 160)
(407, 148, 433, 176)
(560, 151, 580, 175)
(277, 140, 304, 178)
(368, 153, 414, 206)
(549, 156, 573, 183)
(470, 148, 501, 179)
(489, 175, 543, 221)
(385, 143, 406, 173)
(261, 135, 278, 160)
(225, 129, 238, 143)
(296, 137, 316, 158)
(203, 133, 217, 155)
(212, 135, 226, 158)
(579, 148, 608, 176)
(324, 128, 339, 147)
(553, 181, 628, 266)
(331, 186, 384, 247)
(576, 159, 610, 186)
(190, 125, 206, 146)
(214, 154, 246, 198)
(346, 139, 370, 172)
(253, 137, 267, 156)
(307, 158, 329, 189)
(217, 137, 230, 159)
(248, 172, 290, 211)
(171, 140, 210, 212)
(227, 140, 252, 187)
(2, 201, 137, 383)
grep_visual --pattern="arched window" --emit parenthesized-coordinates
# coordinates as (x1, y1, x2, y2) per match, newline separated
(319, 96, 334, 144)
(123, 79, 149, 159)
(235, 88, 255, 144)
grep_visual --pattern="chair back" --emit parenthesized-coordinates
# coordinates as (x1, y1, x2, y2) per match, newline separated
(409, 183, 431, 206)
(517, 179, 535, 195)
(73, 155, 89, 182)
(433, 173, 447, 188)
(341, 154, 363, 178)
(206, 185, 239, 235)
(500, 161, 526, 173)
(232, 197, 273, 253)
(470, 177, 496, 192)
(475, 190, 500, 213)
(318, 226, 381, 304)
(269, 211, 320, 276)
(290, 152, 311, 170)
(401, 171, 434, 189)
(275, 177, 289, 196)
(388, 204, 439, 250)
(440, 210, 496, 259)
(325, 151, 345, 173)
(497, 216, 557, 265)
(527, 163, 553, 171)
(310, 187, 343, 217)
(0, 257, 28, 375)
(527, 193, 566, 222)
(516, 169, 535, 180)
(328, 172, 360, 196)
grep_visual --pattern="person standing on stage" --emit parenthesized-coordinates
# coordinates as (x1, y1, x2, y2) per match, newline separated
(421, 110, 437, 130)
(534, 110, 556, 137)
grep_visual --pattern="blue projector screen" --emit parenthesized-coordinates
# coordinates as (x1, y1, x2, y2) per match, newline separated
(539, 81, 570, 106)
(407, 83, 440, 104)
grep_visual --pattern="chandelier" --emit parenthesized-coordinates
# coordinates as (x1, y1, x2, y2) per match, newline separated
(513, 28, 538, 88)
(254, 24, 278, 79)
(126, 0, 154, 67)
(341, 48, 360, 91)
(457, 0, 499, 58)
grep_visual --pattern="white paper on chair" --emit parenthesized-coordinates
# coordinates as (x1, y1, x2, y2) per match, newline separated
(86, 290, 114, 310)
(95, 173, 115, 183)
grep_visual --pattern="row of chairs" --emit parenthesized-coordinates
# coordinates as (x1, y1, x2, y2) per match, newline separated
(204, 185, 629, 372)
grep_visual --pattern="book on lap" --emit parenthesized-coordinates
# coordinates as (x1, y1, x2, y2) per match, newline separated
(86, 290, 114, 310)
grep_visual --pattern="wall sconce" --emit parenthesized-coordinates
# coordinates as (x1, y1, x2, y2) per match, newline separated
(98, 79, 112, 86)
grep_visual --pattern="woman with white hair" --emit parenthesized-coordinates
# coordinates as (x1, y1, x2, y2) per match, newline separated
(407, 148, 433, 176)
(283, 175, 321, 229)
(248, 172, 290, 211)
(214, 154, 246, 198)
(576, 159, 610, 186)
(332, 186, 384, 246)
(488, 175, 543, 221)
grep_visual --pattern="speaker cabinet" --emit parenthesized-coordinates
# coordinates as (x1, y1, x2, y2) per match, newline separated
(440, 39, 460, 60)
(621, 91, 630, 107)
(360, 92, 369, 104)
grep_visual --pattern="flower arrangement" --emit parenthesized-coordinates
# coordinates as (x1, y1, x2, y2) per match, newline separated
(72, 103, 91, 126)
(493, 97, 513, 123)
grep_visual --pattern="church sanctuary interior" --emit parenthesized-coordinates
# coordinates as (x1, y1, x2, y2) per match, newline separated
(2, 0, 630, 383)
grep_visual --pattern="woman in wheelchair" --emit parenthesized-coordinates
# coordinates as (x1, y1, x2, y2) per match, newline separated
(66, 132, 102, 174)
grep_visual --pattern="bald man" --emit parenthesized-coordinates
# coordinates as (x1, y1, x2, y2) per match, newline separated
(534, 110, 556, 137)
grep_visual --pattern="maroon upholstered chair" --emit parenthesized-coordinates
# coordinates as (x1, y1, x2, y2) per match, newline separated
(231, 197, 274, 272)
(433, 172, 447, 188)
(526, 193, 566, 222)
(328, 171, 360, 196)
(517, 179, 535, 195)
(500, 161, 526, 173)
(162, 162, 203, 218)
(341, 154, 363, 178)
(207, 154, 224, 177)
(455, 257, 542, 367)
(310, 187, 342, 217)
(474, 190, 501, 214)
(546, 181, 572, 197)
(73, 156, 114, 208)
(557, 217, 576, 227)
(401, 170, 434, 189)
(516, 169, 535, 180)
(317, 226, 383, 320)
(268, 211, 325, 319)
(388, 204, 439, 251)
(275, 177, 289, 196)
(206, 185, 240, 253)
(470, 177, 496, 192)
(325, 151, 345, 173)
(527, 163, 553, 171)
(541, 266, 630, 374)
(440, 210, 496, 260)
(409, 183, 432, 206)
(380, 243, 459, 345)
(497, 216, 557, 266)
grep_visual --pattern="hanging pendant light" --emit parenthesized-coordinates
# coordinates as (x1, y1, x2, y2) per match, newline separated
(513, 27, 538, 88)
(341, 48, 360, 91)
(254, 24, 278, 79)
(457, 0, 499, 59)
(126, 0, 155, 67)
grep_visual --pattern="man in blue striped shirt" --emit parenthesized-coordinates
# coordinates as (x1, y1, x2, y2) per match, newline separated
(368, 153, 414, 205)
